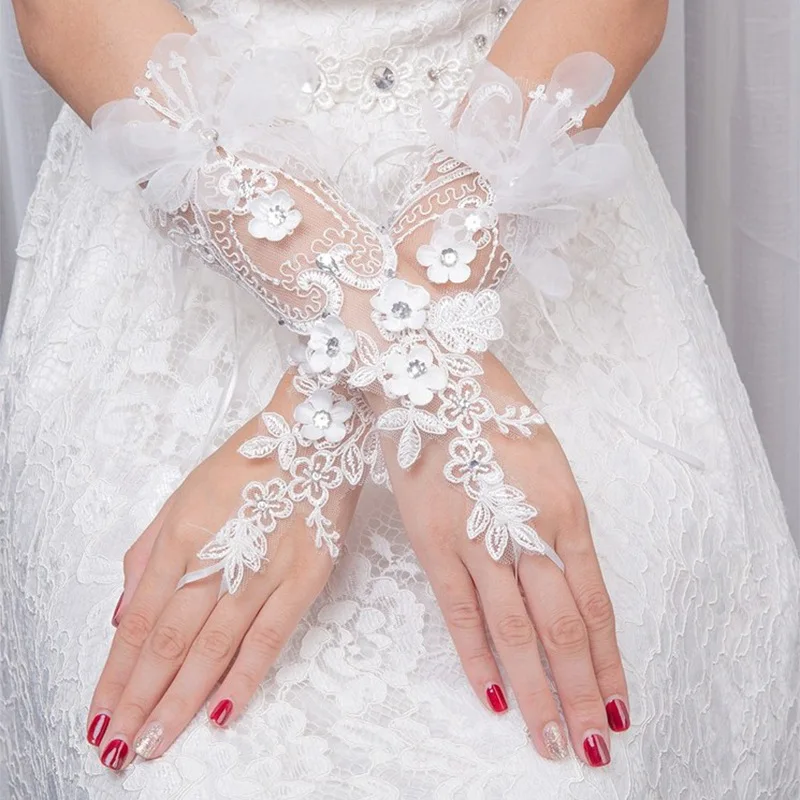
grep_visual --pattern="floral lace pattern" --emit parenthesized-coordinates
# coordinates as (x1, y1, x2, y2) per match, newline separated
(1, 0, 799, 797)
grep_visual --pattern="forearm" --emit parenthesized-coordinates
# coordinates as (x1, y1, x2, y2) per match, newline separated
(489, 0, 667, 126)
(12, 0, 192, 124)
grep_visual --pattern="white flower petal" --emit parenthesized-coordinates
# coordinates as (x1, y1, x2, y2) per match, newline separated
(409, 344, 433, 365)
(416, 244, 438, 267)
(426, 263, 450, 284)
(307, 350, 330, 373)
(408, 384, 434, 406)
(449, 263, 472, 283)
(294, 400, 315, 425)
(308, 388, 333, 411)
(271, 189, 294, 209)
(301, 423, 324, 440)
(330, 400, 354, 422)
(325, 422, 347, 443)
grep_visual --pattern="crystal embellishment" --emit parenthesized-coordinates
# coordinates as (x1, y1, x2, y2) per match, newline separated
(315, 252, 340, 272)
(474, 34, 488, 50)
(326, 337, 340, 357)
(371, 65, 396, 91)
(406, 359, 427, 379)
(391, 301, 412, 319)
(440, 248, 459, 266)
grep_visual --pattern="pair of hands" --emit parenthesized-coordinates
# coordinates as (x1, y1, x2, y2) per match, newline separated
(87, 355, 629, 772)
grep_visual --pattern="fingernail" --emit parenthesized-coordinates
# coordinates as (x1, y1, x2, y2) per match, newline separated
(542, 721, 569, 760)
(583, 731, 610, 767)
(210, 698, 233, 727)
(111, 593, 124, 627)
(87, 713, 110, 746)
(485, 683, 508, 713)
(100, 738, 129, 770)
(134, 722, 164, 759)
(606, 696, 630, 732)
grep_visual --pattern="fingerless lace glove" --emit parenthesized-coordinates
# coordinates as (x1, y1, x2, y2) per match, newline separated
(87, 26, 628, 593)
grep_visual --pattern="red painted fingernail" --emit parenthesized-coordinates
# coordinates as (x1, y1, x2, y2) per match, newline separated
(100, 738, 129, 770)
(210, 698, 233, 727)
(583, 732, 610, 767)
(606, 697, 630, 732)
(111, 593, 124, 627)
(485, 684, 508, 713)
(87, 713, 110, 746)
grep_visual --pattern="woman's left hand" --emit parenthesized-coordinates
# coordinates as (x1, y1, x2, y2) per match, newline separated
(86, 371, 363, 770)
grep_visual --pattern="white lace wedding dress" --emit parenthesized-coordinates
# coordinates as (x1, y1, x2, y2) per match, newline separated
(1, 0, 799, 798)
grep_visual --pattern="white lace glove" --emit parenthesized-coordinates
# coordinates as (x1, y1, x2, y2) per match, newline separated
(349, 53, 630, 567)
(86, 24, 396, 595)
(86, 25, 627, 592)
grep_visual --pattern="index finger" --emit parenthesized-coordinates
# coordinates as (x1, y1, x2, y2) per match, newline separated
(86, 533, 187, 748)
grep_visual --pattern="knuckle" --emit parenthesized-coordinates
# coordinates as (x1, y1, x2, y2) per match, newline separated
(247, 624, 285, 660)
(543, 614, 589, 654)
(116, 697, 151, 722)
(231, 663, 263, 695)
(565, 690, 604, 720)
(580, 589, 615, 632)
(116, 610, 153, 649)
(445, 598, 484, 631)
(495, 613, 535, 649)
(461, 644, 494, 668)
(195, 628, 236, 664)
(148, 624, 188, 662)
(516, 684, 557, 713)
(554, 490, 586, 529)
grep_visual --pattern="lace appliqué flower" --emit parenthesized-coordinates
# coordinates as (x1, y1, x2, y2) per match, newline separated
(305, 316, 356, 374)
(416, 228, 477, 284)
(248, 190, 303, 241)
(371, 278, 430, 333)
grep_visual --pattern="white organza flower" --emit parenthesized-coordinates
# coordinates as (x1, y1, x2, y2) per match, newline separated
(305, 316, 356, 374)
(294, 389, 354, 443)
(416, 229, 477, 284)
(440, 205, 499, 238)
(370, 279, 430, 333)
(384, 345, 447, 406)
(247, 190, 303, 241)
(420, 53, 631, 299)
(85, 27, 320, 212)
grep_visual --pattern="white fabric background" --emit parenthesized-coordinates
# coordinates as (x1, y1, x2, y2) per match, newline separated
(2, 1, 799, 543)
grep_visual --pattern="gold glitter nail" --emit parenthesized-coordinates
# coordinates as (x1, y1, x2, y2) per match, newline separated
(134, 722, 164, 759)
(543, 721, 569, 760)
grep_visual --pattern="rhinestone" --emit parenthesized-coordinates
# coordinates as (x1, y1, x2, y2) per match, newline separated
(198, 127, 219, 145)
(468, 459, 480, 470)
(391, 301, 412, 319)
(496, 6, 508, 20)
(371, 65, 396, 91)
(427, 67, 441, 83)
(266, 206, 287, 226)
(474, 34, 488, 50)
(315, 252, 339, 272)
(257, 500, 269, 510)
(312, 410, 332, 430)
(325, 337, 340, 357)
(440, 248, 459, 267)
(311, 471, 321, 481)
(406, 359, 427, 379)
(301, 74, 322, 95)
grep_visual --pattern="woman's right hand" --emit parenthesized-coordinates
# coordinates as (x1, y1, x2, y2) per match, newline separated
(87, 371, 364, 770)
(382, 352, 629, 767)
